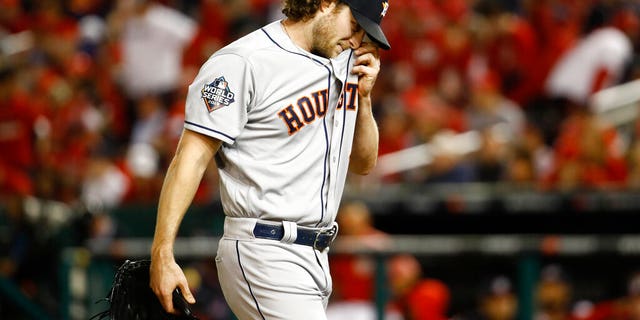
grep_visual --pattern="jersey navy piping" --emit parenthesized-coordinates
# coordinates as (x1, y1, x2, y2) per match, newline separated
(336, 51, 354, 185)
(236, 240, 266, 320)
(184, 120, 236, 142)
(261, 27, 332, 227)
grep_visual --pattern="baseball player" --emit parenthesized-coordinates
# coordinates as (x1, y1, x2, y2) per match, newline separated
(149, 0, 391, 319)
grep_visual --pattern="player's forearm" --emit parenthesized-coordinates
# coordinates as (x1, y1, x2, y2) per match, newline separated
(151, 132, 218, 259)
(349, 95, 379, 175)
(151, 161, 200, 258)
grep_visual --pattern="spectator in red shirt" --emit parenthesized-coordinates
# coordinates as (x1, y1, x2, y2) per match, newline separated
(0, 68, 42, 196)
(387, 254, 451, 320)
(474, 1, 540, 106)
(548, 106, 628, 190)
(327, 201, 391, 320)
(330, 201, 390, 299)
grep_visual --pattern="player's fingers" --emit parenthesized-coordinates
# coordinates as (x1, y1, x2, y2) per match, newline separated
(355, 46, 379, 62)
(355, 54, 376, 68)
(150, 260, 179, 313)
(354, 42, 379, 57)
(351, 64, 376, 78)
(355, 53, 380, 73)
(158, 288, 176, 314)
(352, 57, 379, 77)
(178, 282, 196, 304)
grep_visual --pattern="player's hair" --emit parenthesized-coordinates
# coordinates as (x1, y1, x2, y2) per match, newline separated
(282, 0, 341, 22)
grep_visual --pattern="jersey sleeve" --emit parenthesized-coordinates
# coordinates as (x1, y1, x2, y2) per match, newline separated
(184, 53, 254, 144)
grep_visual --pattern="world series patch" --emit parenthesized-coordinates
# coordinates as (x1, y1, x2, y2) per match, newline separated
(201, 76, 236, 112)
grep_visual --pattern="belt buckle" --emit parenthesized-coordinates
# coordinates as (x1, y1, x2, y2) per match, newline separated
(313, 225, 338, 251)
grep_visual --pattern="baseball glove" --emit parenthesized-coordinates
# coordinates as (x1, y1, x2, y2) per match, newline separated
(91, 259, 198, 320)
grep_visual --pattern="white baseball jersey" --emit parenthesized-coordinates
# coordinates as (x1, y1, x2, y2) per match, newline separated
(184, 20, 360, 228)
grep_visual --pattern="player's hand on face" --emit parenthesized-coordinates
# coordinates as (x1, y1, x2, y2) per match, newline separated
(150, 257, 196, 314)
(352, 41, 381, 97)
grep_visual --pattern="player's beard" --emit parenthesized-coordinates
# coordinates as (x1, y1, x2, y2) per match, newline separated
(310, 8, 344, 58)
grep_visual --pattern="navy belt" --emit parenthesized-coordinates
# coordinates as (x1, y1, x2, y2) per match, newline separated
(253, 222, 338, 251)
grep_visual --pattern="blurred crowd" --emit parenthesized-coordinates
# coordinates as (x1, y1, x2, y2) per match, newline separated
(370, 0, 640, 190)
(2, 0, 640, 318)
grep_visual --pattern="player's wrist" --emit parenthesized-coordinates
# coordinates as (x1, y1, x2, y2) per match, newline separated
(151, 242, 175, 260)
(357, 94, 373, 111)
(358, 93, 372, 101)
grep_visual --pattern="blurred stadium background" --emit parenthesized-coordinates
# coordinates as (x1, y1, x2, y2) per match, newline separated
(3, 0, 640, 319)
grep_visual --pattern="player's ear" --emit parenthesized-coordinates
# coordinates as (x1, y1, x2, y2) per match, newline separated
(319, 0, 338, 13)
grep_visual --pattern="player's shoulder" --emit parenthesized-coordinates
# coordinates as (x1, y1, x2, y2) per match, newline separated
(213, 20, 284, 61)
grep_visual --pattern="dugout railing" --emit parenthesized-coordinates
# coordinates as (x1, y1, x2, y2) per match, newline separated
(60, 233, 640, 320)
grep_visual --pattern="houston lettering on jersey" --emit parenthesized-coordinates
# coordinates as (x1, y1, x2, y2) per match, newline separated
(202, 76, 236, 112)
(278, 83, 358, 135)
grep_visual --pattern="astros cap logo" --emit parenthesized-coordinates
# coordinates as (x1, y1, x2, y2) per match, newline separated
(381, 1, 389, 18)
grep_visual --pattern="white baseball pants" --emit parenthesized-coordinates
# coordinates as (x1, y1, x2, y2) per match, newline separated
(215, 217, 333, 320)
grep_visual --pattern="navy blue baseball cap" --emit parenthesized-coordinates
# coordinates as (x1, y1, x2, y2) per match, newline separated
(343, 0, 391, 50)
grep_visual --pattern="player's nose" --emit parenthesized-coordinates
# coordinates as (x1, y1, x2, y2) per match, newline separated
(349, 30, 365, 49)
